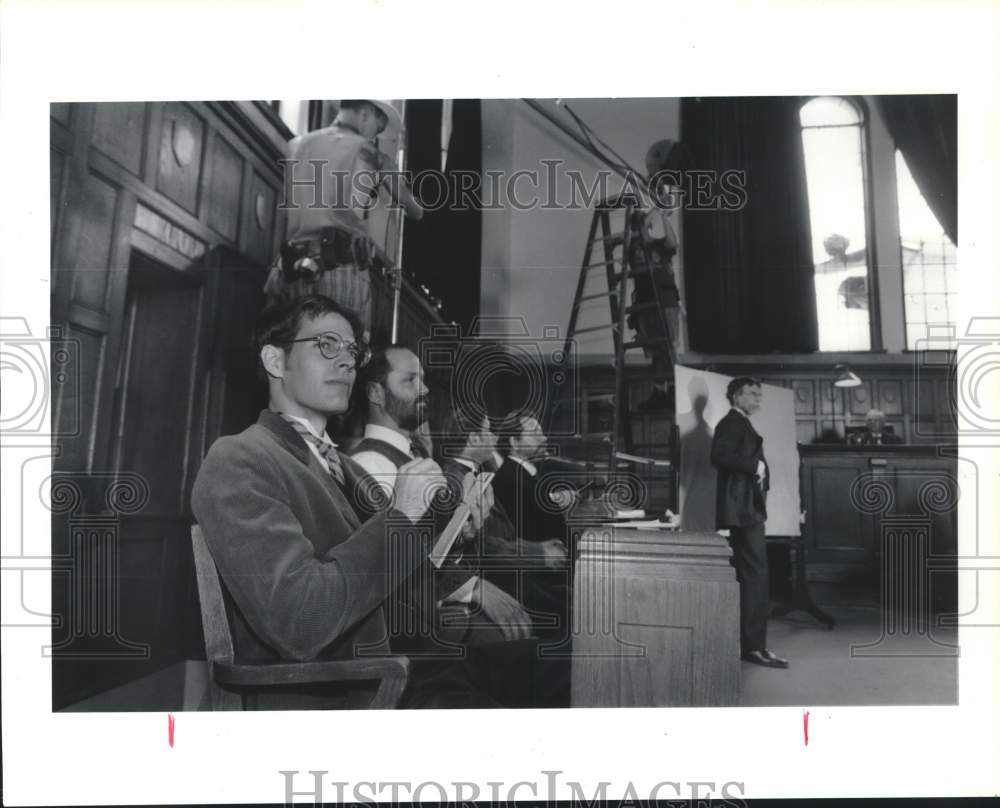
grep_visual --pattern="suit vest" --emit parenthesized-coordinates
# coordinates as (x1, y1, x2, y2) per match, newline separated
(350, 437, 412, 467)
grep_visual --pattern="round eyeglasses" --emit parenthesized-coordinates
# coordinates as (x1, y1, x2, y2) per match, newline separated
(286, 331, 371, 367)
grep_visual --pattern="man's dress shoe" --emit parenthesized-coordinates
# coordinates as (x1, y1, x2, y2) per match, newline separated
(741, 649, 789, 669)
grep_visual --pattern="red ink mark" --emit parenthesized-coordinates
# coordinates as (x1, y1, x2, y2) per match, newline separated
(803, 710, 810, 746)
(168, 713, 175, 748)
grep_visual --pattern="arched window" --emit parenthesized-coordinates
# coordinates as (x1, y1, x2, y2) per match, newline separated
(799, 97, 872, 351)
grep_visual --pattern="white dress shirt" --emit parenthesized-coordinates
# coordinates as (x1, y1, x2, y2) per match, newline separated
(508, 454, 538, 477)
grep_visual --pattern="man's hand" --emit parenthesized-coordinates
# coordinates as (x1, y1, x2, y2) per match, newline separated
(393, 458, 445, 523)
(472, 580, 533, 641)
(755, 460, 767, 485)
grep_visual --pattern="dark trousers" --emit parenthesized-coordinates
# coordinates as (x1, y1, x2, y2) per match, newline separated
(727, 522, 769, 654)
(400, 637, 571, 709)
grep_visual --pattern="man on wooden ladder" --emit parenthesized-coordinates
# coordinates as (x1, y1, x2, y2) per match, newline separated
(628, 139, 689, 410)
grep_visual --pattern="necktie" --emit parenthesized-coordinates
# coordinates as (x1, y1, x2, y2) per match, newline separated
(279, 414, 346, 485)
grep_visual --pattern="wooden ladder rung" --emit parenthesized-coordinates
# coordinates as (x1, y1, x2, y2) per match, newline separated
(592, 231, 625, 245)
(573, 290, 619, 307)
(582, 259, 621, 271)
(570, 323, 618, 336)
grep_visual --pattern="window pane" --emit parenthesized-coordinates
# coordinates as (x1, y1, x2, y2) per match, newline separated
(896, 150, 958, 350)
(800, 96, 862, 127)
(276, 99, 307, 136)
(801, 98, 871, 351)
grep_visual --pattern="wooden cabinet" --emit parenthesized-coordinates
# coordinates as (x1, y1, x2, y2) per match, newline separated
(798, 445, 958, 612)
(571, 527, 740, 707)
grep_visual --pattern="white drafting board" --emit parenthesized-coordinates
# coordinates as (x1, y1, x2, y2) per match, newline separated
(674, 365, 801, 536)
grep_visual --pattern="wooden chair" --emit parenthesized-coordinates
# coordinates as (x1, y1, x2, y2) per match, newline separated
(190, 525, 410, 710)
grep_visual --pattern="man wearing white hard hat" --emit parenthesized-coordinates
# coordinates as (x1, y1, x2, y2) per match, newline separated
(266, 100, 424, 339)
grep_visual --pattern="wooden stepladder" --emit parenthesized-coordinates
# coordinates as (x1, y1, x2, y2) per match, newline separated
(563, 192, 677, 482)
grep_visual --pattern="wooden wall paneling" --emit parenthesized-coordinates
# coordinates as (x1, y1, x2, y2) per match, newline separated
(202, 247, 270, 446)
(913, 378, 937, 422)
(884, 418, 906, 440)
(847, 381, 873, 416)
(50, 148, 67, 241)
(197, 128, 217, 230)
(236, 159, 255, 258)
(156, 103, 206, 216)
(818, 380, 844, 415)
(195, 102, 288, 258)
(820, 419, 844, 442)
(141, 104, 165, 187)
(271, 187, 287, 260)
(68, 174, 117, 310)
(244, 171, 277, 266)
(648, 417, 672, 446)
(91, 103, 146, 177)
(935, 378, 954, 427)
(805, 463, 868, 561)
(50, 102, 72, 126)
(796, 419, 818, 444)
(206, 101, 288, 186)
(183, 260, 215, 511)
(132, 204, 207, 265)
(88, 146, 219, 253)
(56, 324, 103, 471)
(792, 379, 815, 415)
(877, 378, 904, 415)
(204, 131, 244, 241)
(630, 417, 647, 448)
(88, 190, 137, 474)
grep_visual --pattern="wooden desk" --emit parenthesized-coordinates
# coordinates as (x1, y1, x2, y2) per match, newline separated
(798, 444, 958, 614)
(570, 526, 740, 707)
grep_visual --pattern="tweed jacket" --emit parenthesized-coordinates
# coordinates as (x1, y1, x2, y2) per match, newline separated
(710, 408, 770, 529)
(191, 410, 430, 662)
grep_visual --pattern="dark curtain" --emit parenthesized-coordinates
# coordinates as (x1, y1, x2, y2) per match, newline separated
(681, 96, 818, 354)
(403, 99, 482, 331)
(877, 94, 957, 243)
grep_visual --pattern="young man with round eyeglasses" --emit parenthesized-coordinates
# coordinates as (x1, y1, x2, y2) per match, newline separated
(191, 294, 497, 707)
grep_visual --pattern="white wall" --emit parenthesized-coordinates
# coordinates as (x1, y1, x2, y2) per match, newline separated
(481, 98, 681, 355)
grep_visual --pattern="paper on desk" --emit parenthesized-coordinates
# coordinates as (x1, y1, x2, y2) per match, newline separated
(613, 509, 645, 520)
(612, 518, 680, 530)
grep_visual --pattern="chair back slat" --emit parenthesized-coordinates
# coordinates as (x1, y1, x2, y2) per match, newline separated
(190, 525, 241, 709)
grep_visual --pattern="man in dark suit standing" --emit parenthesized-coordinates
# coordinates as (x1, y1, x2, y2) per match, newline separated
(710, 377, 789, 669)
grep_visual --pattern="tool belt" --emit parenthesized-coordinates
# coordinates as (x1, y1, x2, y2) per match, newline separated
(279, 227, 383, 282)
